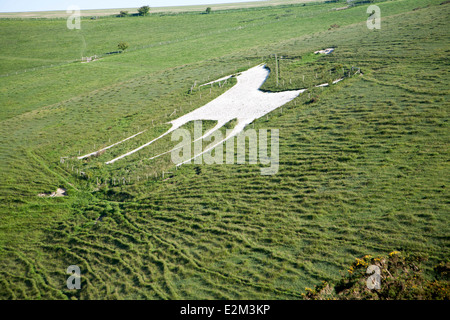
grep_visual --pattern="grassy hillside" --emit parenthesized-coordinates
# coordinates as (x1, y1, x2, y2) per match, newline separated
(0, 0, 449, 299)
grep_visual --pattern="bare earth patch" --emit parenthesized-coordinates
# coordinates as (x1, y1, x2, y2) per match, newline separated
(38, 188, 67, 198)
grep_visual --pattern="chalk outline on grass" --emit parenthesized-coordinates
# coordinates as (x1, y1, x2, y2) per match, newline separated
(77, 58, 345, 165)
(78, 130, 147, 160)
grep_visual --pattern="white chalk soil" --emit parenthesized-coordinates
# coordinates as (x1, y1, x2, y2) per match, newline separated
(199, 74, 236, 87)
(78, 61, 343, 165)
(106, 64, 304, 164)
(38, 188, 67, 198)
(78, 130, 146, 160)
(314, 48, 334, 55)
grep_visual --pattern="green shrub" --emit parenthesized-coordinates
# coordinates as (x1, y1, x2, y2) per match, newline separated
(118, 42, 129, 52)
(303, 252, 450, 300)
(138, 5, 150, 16)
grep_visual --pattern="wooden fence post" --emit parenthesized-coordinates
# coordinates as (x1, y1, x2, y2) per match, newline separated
(275, 53, 279, 87)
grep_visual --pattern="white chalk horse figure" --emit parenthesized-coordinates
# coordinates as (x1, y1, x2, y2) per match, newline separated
(79, 64, 340, 165)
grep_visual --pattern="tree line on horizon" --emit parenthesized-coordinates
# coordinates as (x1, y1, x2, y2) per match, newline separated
(118, 5, 212, 17)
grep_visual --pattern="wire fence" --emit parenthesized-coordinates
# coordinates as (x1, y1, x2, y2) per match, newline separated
(60, 155, 180, 186)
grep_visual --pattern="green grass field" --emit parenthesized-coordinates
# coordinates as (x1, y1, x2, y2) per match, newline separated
(0, 0, 320, 18)
(0, 0, 449, 299)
